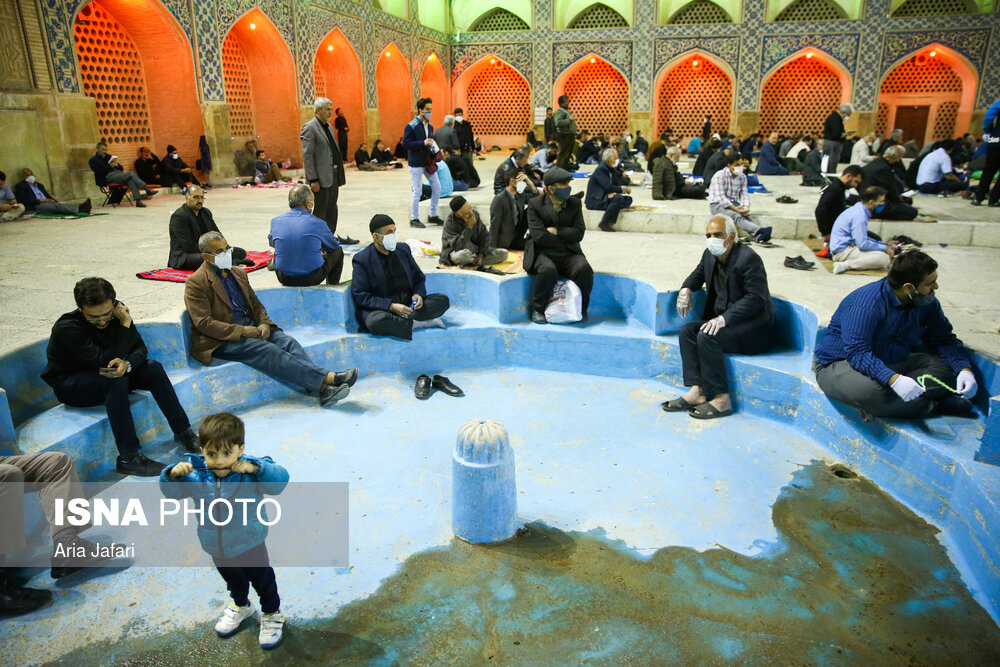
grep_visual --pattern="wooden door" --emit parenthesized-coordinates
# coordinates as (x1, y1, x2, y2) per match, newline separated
(893, 105, 930, 148)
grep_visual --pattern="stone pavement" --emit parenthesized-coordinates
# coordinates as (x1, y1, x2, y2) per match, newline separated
(1, 154, 998, 357)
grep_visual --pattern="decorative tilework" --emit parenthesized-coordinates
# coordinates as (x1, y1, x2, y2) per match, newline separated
(881, 29, 991, 76)
(451, 43, 533, 88)
(295, 3, 365, 105)
(653, 36, 741, 74)
(760, 33, 860, 77)
(218, 0, 295, 49)
(552, 41, 633, 82)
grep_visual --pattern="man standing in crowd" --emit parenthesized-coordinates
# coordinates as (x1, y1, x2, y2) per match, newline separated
(544, 107, 556, 143)
(662, 216, 774, 420)
(269, 185, 344, 286)
(823, 103, 853, 170)
(972, 96, 1000, 207)
(403, 98, 444, 229)
(453, 107, 481, 187)
(334, 108, 349, 162)
(814, 249, 978, 418)
(301, 97, 356, 245)
(42, 277, 197, 476)
(553, 95, 578, 169)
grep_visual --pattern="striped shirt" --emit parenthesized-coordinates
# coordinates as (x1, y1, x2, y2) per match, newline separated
(708, 168, 749, 208)
(814, 278, 970, 385)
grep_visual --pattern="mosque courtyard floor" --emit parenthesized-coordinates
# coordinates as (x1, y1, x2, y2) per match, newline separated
(1, 155, 1000, 664)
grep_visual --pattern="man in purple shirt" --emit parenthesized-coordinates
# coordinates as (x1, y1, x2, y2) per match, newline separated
(829, 187, 899, 274)
(814, 249, 978, 418)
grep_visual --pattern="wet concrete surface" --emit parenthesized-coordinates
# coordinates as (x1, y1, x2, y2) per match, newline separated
(46, 461, 1000, 666)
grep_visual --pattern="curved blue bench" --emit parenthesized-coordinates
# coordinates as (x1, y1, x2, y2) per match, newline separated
(0, 273, 998, 616)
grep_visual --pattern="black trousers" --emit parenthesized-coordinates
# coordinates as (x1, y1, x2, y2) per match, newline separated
(918, 180, 966, 194)
(678, 184, 706, 199)
(213, 542, 280, 614)
(975, 143, 1000, 205)
(51, 360, 190, 457)
(162, 170, 201, 188)
(876, 201, 918, 220)
(314, 183, 340, 235)
(590, 194, 633, 225)
(276, 248, 344, 286)
(679, 316, 772, 399)
(460, 152, 481, 187)
(338, 133, 348, 164)
(364, 294, 450, 341)
(556, 134, 575, 169)
(530, 253, 593, 314)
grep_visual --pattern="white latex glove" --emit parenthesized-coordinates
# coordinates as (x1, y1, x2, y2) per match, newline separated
(956, 369, 978, 399)
(700, 315, 726, 336)
(676, 288, 692, 317)
(890, 375, 925, 402)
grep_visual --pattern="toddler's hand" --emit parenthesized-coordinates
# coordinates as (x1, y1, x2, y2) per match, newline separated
(169, 462, 193, 477)
(231, 461, 260, 475)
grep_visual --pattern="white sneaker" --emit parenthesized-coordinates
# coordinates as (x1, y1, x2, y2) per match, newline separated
(215, 601, 255, 636)
(832, 261, 848, 275)
(259, 612, 284, 648)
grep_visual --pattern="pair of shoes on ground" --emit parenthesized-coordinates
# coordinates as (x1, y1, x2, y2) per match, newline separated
(410, 216, 444, 228)
(775, 195, 797, 204)
(784, 255, 815, 270)
(415, 374, 463, 399)
(320, 368, 359, 407)
(215, 601, 284, 648)
(970, 199, 1000, 207)
(660, 396, 732, 419)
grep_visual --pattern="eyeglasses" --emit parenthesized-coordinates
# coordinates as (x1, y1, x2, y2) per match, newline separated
(83, 307, 115, 323)
(189, 195, 205, 200)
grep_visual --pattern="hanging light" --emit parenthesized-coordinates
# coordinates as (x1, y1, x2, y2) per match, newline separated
(249, 22, 256, 29)
(327, 45, 333, 51)
(590, 57, 596, 63)
(929, 50, 937, 57)
(806, 52, 813, 59)
(490, 58, 496, 64)
(428, 54, 434, 61)
(385, 51, 391, 57)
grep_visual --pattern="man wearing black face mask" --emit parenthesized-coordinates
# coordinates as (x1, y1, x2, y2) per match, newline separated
(814, 249, 978, 418)
(524, 168, 593, 324)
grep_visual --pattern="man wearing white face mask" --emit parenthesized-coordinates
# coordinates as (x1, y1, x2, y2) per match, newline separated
(585, 149, 632, 232)
(161, 144, 202, 188)
(185, 231, 357, 407)
(662, 216, 774, 420)
(708, 152, 772, 244)
(490, 167, 535, 250)
(13, 167, 90, 216)
(351, 214, 451, 340)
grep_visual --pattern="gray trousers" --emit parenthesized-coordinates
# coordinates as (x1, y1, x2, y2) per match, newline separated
(106, 170, 148, 201)
(0, 452, 84, 555)
(709, 202, 760, 234)
(815, 352, 955, 418)
(364, 294, 450, 341)
(35, 201, 79, 215)
(214, 329, 327, 393)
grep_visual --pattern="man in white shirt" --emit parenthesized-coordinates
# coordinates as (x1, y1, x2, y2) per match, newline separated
(916, 140, 967, 195)
(850, 133, 876, 166)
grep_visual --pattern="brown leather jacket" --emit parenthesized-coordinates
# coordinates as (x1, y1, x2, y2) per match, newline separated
(183, 262, 277, 365)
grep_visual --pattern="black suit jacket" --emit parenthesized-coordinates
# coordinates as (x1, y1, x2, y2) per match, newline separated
(524, 193, 585, 273)
(681, 242, 774, 334)
(14, 179, 52, 211)
(823, 111, 844, 142)
(169, 204, 220, 269)
(861, 157, 905, 201)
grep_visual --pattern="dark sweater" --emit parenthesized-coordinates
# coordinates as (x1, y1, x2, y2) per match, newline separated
(42, 310, 147, 386)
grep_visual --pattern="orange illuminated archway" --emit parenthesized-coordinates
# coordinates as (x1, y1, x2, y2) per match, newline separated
(452, 55, 532, 148)
(315, 29, 365, 157)
(654, 51, 735, 140)
(554, 54, 630, 138)
(759, 49, 850, 136)
(375, 43, 411, 149)
(420, 54, 448, 129)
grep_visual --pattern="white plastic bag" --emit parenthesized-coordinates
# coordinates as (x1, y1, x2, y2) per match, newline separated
(544, 279, 583, 324)
(405, 238, 440, 256)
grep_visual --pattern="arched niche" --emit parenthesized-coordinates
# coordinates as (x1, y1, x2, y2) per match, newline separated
(877, 45, 978, 145)
(555, 0, 633, 29)
(314, 29, 365, 159)
(452, 55, 532, 148)
(375, 42, 412, 150)
(73, 0, 204, 166)
(890, 0, 990, 14)
(554, 54, 630, 138)
(222, 9, 300, 164)
(768, 0, 861, 20)
(758, 49, 851, 136)
(419, 55, 449, 129)
(653, 52, 735, 139)
(659, 0, 739, 23)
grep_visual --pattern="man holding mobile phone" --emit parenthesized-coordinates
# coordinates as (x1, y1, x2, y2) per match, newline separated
(41, 278, 197, 476)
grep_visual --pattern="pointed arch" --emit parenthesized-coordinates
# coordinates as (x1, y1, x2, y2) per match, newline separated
(659, 0, 738, 23)
(554, 54, 630, 137)
(453, 55, 532, 147)
(768, 0, 862, 20)
(556, 0, 633, 29)
(453, 1, 533, 31)
(877, 45, 978, 145)
(314, 29, 365, 157)
(375, 42, 412, 149)
(654, 52, 735, 139)
(759, 49, 850, 136)
(420, 55, 449, 129)
(222, 9, 299, 162)
(73, 0, 204, 166)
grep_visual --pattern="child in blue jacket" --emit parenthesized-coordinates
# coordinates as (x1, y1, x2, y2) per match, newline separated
(159, 412, 289, 648)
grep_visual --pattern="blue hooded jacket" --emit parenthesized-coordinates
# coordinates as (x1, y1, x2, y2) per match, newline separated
(159, 453, 289, 559)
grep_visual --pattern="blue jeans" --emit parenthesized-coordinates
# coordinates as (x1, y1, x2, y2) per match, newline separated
(214, 329, 327, 393)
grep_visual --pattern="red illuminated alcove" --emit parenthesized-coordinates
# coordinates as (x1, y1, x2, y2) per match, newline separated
(375, 43, 412, 150)
(314, 29, 366, 155)
(452, 55, 532, 149)
(654, 52, 734, 140)
(420, 54, 449, 129)
(759, 49, 850, 136)
(74, 0, 205, 165)
(554, 55, 629, 138)
(222, 9, 300, 165)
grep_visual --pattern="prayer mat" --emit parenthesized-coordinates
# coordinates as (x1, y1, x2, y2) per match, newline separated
(136, 250, 273, 283)
(802, 237, 887, 276)
(230, 181, 302, 189)
(31, 211, 110, 220)
(437, 249, 525, 275)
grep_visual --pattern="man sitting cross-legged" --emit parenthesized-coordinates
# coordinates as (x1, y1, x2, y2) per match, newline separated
(661, 216, 775, 420)
(441, 196, 508, 268)
(169, 186, 249, 270)
(184, 232, 357, 407)
(351, 214, 451, 341)
(42, 277, 197, 476)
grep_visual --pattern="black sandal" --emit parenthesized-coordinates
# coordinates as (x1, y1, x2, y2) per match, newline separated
(661, 397, 696, 412)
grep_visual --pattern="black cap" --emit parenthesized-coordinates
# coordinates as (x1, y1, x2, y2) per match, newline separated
(543, 167, 573, 186)
(369, 214, 394, 233)
(166, 145, 177, 153)
(449, 196, 467, 212)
